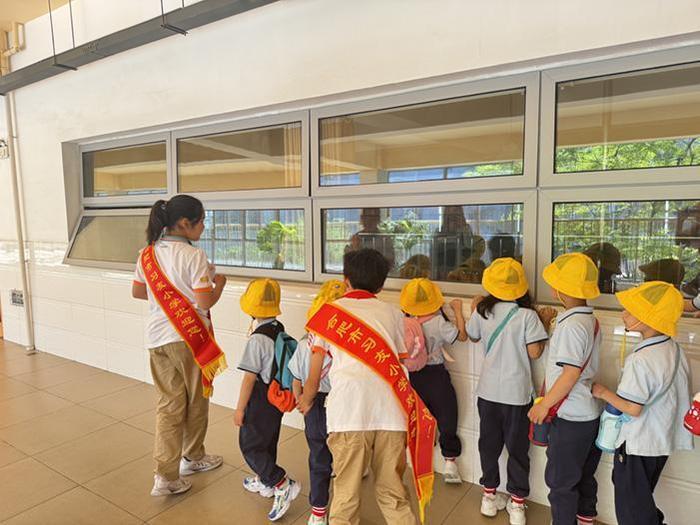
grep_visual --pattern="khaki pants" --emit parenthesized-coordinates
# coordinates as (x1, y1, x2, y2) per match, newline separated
(149, 341, 209, 481)
(327, 430, 417, 525)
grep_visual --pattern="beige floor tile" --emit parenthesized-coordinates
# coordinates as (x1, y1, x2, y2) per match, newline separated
(203, 418, 247, 469)
(13, 361, 103, 389)
(0, 390, 73, 428)
(273, 431, 312, 496)
(0, 341, 30, 362)
(0, 352, 71, 377)
(0, 457, 76, 521)
(0, 404, 116, 455)
(209, 401, 234, 424)
(149, 469, 309, 525)
(124, 402, 235, 436)
(3, 486, 143, 525)
(82, 383, 158, 420)
(35, 422, 153, 483)
(443, 485, 552, 524)
(0, 376, 36, 401)
(0, 441, 26, 468)
(45, 371, 141, 403)
(86, 453, 235, 521)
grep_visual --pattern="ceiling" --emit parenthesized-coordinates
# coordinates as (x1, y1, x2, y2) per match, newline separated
(0, 0, 69, 33)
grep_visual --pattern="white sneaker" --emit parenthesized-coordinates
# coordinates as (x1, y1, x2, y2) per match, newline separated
(506, 498, 527, 525)
(480, 492, 508, 517)
(179, 454, 223, 476)
(243, 476, 274, 498)
(577, 518, 596, 525)
(268, 478, 301, 521)
(443, 459, 462, 484)
(150, 474, 192, 497)
(307, 514, 328, 525)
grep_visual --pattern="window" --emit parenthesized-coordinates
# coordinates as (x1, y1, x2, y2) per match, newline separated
(82, 142, 167, 197)
(177, 122, 303, 193)
(322, 203, 524, 283)
(66, 213, 148, 266)
(198, 208, 306, 272)
(552, 199, 700, 294)
(319, 89, 526, 187)
(555, 62, 700, 173)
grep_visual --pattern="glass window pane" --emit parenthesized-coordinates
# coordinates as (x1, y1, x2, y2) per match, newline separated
(83, 142, 167, 197)
(322, 203, 524, 282)
(68, 215, 148, 263)
(199, 209, 305, 271)
(555, 62, 700, 173)
(319, 89, 525, 187)
(552, 200, 700, 294)
(178, 122, 302, 192)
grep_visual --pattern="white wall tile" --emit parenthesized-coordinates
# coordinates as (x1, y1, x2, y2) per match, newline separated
(105, 310, 144, 348)
(103, 279, 142, 315)
(71, 304, 106, 339)
(106, 341, 146, 381)
(32, 297, 72, 329)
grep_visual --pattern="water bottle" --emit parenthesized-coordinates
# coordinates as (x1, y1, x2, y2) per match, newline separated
(596, 403, 628, 453)
(529, 397, 552, 447)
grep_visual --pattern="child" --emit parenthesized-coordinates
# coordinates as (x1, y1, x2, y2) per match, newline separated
(592, 281, 693, 525)
(528, 253, 603, 525)
(300, 248, 422, 525)
(234, 278, 301, 522)
(289, 279, 347, 525)
(467, 258, 552, 525)
(399, 278, 467, 484)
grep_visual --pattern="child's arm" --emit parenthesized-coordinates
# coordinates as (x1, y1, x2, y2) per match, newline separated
(299, 349, 325, 415)
(528, 365, 581, 424)
(132, 281, 147, 300)
(195, 274, 227, 310)
(292, 378, 303, 404)
(449, 299, 468, 342)
(526, 341, 546, 360)
(592, 383, 643, 417)
(234, 371, 257, 426)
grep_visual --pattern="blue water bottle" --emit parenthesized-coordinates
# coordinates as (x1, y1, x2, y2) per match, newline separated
(596, 403, 628, 453)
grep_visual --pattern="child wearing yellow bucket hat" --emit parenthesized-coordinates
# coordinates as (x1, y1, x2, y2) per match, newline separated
(466, 258, 550, 524)
(591, 281, 693, 525)
(528, 252, 602, 525)
(399, 278, 467, 485)
(288, 279, 346, 525)
(235, 278, 302, 521)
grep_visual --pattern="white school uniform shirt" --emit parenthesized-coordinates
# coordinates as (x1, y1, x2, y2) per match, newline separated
(545, 306, 602, 422)
(616, 335, 693, 456)
(314, 293, 408, 433)
(237, 318, 279, 384)
(134, 237, 213, 349)
(287, 334, 332, 394)
(468, 302, 548, 406)
(419, 313, 459, 366)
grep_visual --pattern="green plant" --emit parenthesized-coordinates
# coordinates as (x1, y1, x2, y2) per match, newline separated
(378, 213, 428, 252)
(256, 221, 298, 270)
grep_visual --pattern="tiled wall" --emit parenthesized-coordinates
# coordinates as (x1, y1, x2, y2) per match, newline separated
(1, 242, 699, 524)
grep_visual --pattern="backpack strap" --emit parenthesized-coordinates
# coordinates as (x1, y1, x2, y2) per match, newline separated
(252, 320, 284, 341)
(645, 342, 681, 409)
(486, 305, 519, 355)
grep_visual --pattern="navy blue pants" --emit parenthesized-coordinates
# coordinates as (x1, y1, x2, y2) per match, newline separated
(239, 379, 286, 487)
(545, 417, 602, 525)
(613, 444, 668, 525)
(477, 397, 532, 497)
(409, 364, 462, 458)
(304, 392, 332, 508)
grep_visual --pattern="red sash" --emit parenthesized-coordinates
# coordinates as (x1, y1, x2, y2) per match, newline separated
(140, 245, 227, 398)
(306, 302, 436, 523)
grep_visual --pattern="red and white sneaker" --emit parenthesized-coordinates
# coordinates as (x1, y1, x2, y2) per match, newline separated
(684, 393, 700, 436)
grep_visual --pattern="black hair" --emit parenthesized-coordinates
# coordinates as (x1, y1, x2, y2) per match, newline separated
(476, 292, 535, 319)
(146, 194, 205, 245)
(488, 234, 517, 259)
(343, 248, 390, 293)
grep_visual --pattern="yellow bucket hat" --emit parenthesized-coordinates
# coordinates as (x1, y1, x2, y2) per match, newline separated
(616, 281, 683, 337)
(240, 278, 281, 318)
(400, 278, 444, 317)
(307, 279, 347, 320)
(482, 257, 529, 301)
(543, 252, 600, 300)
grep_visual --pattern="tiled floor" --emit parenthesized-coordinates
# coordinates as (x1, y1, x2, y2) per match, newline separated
(0, 339, 555, 524)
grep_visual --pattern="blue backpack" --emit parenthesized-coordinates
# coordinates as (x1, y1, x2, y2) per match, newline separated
(253, 321, 298, 412)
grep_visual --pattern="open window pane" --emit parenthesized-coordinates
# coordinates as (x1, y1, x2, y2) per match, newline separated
(322, 203, 524, 282)
(199, 209, 305, 271)
(552, 200, 700, 294)
(178, 123, 302, 192)
(83, 142, 167, 197)
(319, 89, 525, 187)
(555, 62, 700, 173)
(68, 215, 148, 263)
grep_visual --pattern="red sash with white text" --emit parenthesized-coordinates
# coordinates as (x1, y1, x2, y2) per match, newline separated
(306, 302, 436, 522)
(140, 245, 226, 398)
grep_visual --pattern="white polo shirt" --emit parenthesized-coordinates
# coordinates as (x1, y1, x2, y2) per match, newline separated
(288, 334, 332, 394)
(616, 335, 694, 456)
(134, 237, 213, 349)
(420, 313, 459, 366)
(314, 292, 408, 433)
(545, 306, 602, 422)
(468, 302, 548, 406)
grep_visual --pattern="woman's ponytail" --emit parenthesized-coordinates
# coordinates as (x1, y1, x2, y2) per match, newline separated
(146, 195, 205, 245)
(147, 200, 169, 244)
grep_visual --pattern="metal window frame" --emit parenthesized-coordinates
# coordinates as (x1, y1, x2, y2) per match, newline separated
(313, 190, 537, 296)
(171, 110, 310, 201)
(310, 72, 540, 197)
(540, 45, 700, 188)
(537, 184, 700, 308)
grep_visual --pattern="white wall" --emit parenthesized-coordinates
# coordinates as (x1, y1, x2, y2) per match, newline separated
(1, 1, 700, 523)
